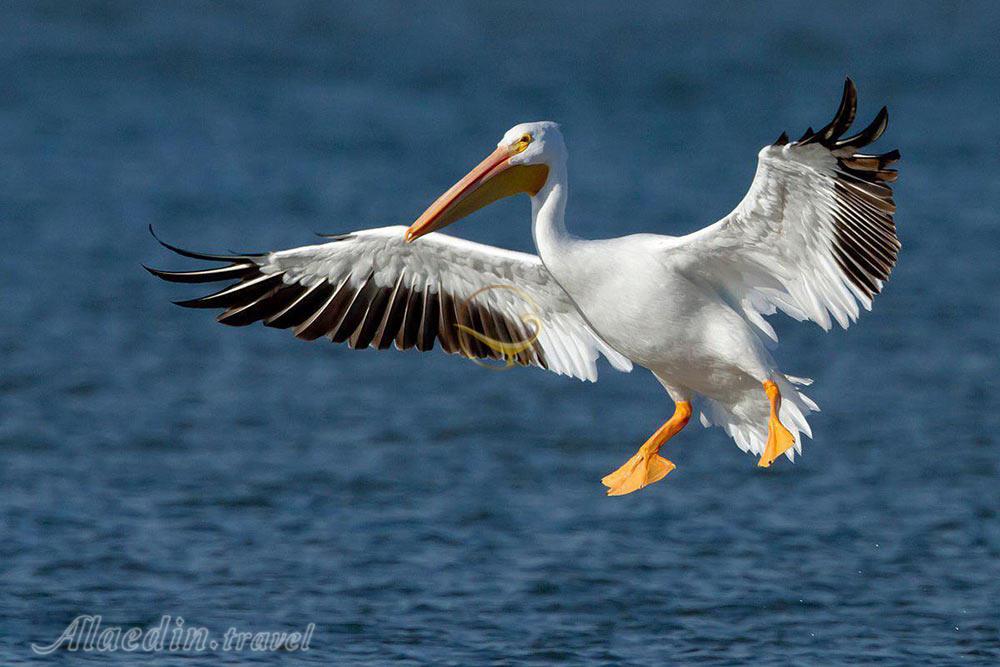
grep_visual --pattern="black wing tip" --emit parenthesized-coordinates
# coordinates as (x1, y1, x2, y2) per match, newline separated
(776, 79, 892, 153)
(314, 231, 355, 241)
(144, 262, 260, 285)
(147, 224, 263, 261)
(796, 126, 816, 143)
(143, 263, 174, 280)
(834, 105, 889, 151)
(799, 79, 853, 145)
(147, 224, 193, 257)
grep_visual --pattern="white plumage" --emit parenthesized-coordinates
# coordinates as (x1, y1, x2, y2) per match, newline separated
(149, 79, 898, 493)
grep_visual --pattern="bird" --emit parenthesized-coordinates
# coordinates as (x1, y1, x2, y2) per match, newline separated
(147, 78, 899, 496)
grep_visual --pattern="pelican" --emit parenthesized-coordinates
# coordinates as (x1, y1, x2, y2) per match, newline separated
(148, 79, 899, 495)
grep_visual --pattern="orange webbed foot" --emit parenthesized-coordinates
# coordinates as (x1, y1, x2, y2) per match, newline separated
(757, 380, 796, 468)
(602, 446, 676, 496)
(602, 400, 690, 496)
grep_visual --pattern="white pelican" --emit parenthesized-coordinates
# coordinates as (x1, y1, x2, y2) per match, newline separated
(148, 78, 899, 495)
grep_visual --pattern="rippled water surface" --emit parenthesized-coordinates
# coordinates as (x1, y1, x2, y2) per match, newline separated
(2, 2, 999, 664)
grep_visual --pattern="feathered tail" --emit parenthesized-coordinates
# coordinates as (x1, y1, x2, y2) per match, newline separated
(698, 374, 819, 462)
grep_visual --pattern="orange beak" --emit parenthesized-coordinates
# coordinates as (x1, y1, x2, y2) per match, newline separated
(405, 145, 549, 243)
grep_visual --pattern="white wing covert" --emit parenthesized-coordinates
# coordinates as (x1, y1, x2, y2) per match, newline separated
(147, 226, 632, 382)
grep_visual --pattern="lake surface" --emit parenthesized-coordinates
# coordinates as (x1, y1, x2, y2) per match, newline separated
(2, 2, 999, 664)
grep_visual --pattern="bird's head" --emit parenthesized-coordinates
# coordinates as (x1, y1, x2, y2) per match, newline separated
(405, 121, 564, 242)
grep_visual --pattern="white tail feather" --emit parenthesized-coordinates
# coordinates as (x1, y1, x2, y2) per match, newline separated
(698, 375, 819, 461)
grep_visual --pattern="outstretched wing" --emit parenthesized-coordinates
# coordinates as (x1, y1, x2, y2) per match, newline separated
(675, 78, 900, 342)
(147, 225, 632, 382)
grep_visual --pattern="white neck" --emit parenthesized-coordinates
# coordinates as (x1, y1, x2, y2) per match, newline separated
(530, 158, 575, 264)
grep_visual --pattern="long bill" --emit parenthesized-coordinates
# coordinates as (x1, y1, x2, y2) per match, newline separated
(405, 145, 549, 242)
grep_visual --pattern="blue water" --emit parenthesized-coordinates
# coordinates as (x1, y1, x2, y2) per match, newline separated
(2, 2, 999, 664)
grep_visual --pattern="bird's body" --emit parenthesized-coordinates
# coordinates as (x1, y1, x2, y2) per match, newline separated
(149, 79, 899, 495)
(526, 161, 818, 462)
(546, 233, 771, 389)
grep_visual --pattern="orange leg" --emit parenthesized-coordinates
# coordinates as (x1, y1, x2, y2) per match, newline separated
(602, 401, 692, 496)
(758, 380, 796, 467)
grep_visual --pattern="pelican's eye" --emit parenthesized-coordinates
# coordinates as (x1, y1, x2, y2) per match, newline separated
(512, 133, 532, 153)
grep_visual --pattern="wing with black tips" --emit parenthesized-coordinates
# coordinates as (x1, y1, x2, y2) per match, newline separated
(147, 226, 632, 382)
(676, 78, 900, 341)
